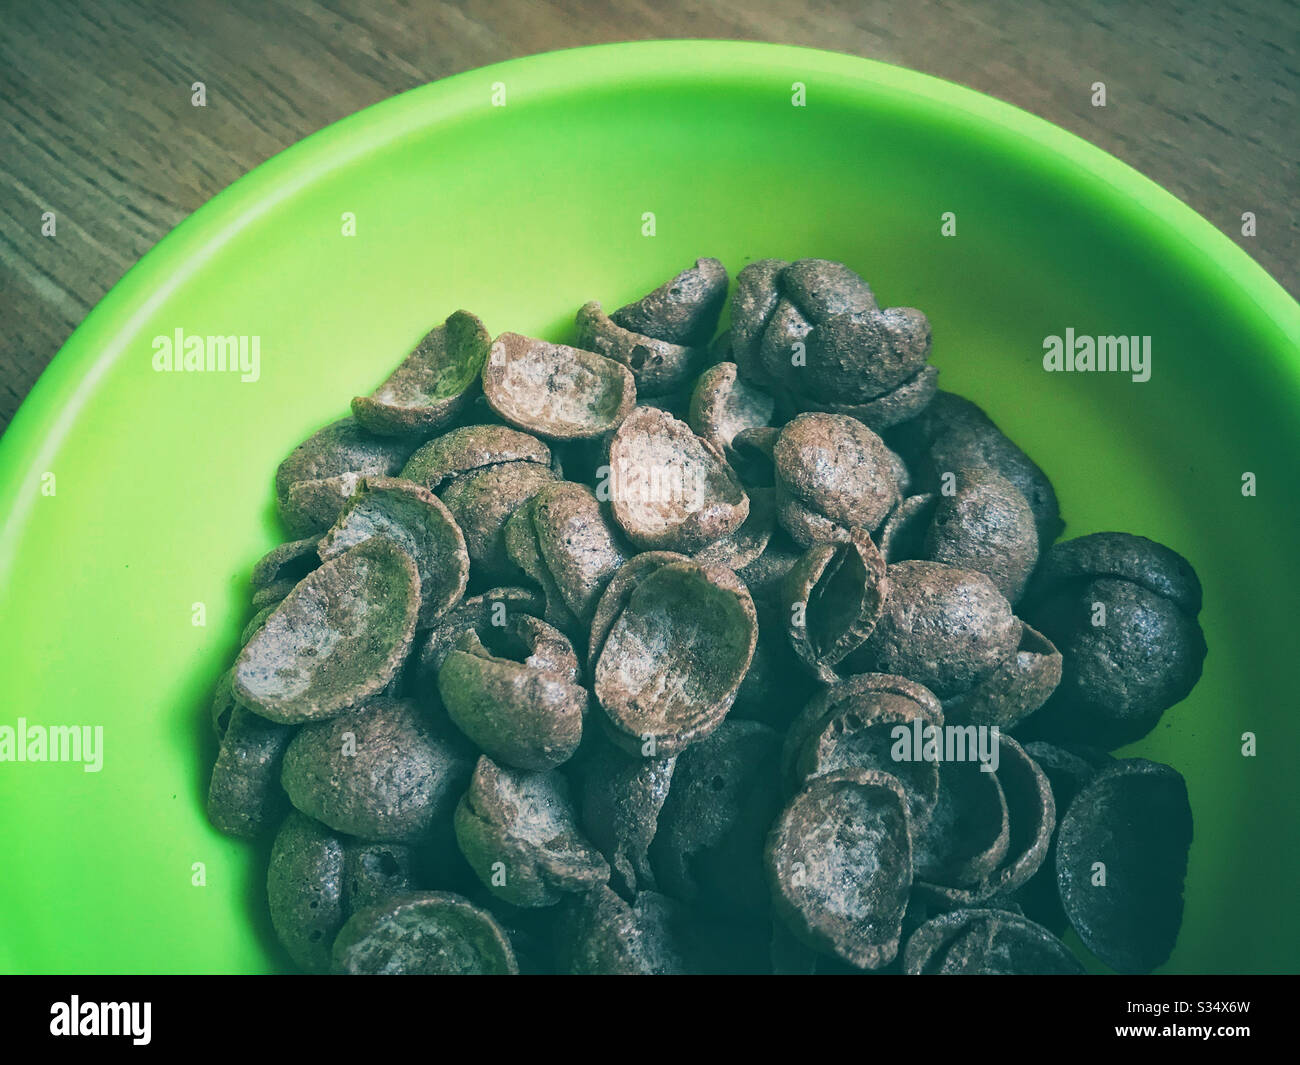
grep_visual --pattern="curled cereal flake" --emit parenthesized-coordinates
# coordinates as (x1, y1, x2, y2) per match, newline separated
(275, 417, 416, 536)
(942, 622, 1061, 728)
(332, 891, 518, 974)
(780, 258, 878, 319)
(902, 909, 1083, 975)
(352, 310, 491, 436)
(587, 551, 690, 665)
(438, 460, 557, 581)
(437, 617, 587, 771)
(774, 412, 901, 543)
(985, 735, 1056, 894)
(1017, 741, 1114, 932)
(918, 735, 1055, 906)
(577, 740, 676, 898)
(454, 756, 610, 907)
(1026, 531, 1203, 614)
(503, 505, 579, 632)
(412, 586, 546, 690)
(888, 391, 1063, 549)
(780, 531, 888, 682)
(280, 696, 474, 843)
(922, 466, 1039, 603)
(593, 559, 757, 758)
(1020, 532, 1206, 748)
(233, 537, 420, 724)
(206, 705, 293, 838)
(318, 476, 469, 627)
(914, 760, 1010, 888)
(576, 300, 702, 396)
(400, 424, 552, 491)
(609, 257, 729, 348)
(693, 484, 775, 571)
(266, 811, 347, 973)
(687, 361, 777, 453)
(728, 259, 787, 380)
(782, 673, 943, 832)
(849, 560, 1022, 700)
(800, 364, 939, 432)
(250, 534, 322, 592)
(766, 768, 912, 970)
(876, 493, 935, 563)
(482, 332, 636, 440)
(800, 305, 932, 404)
(743, 259, 936, 424)
(606, 405, 749, 553)
(1021, 575, 1206, 749)
(1056, 758, 1191, 973)
(525, 481, 630, 625)
(557, 885, 693, 975)
(648, 719, 782, 921)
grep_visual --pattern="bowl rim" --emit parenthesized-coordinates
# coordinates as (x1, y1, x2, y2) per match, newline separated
(2, 38, 1297, 552)
(2, 38, 1297, 975)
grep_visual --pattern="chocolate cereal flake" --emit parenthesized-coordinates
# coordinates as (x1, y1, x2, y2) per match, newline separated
(317, 476, 469, 627)
(482, 332, 636, 440)
(1056, 758, 1192, 973)
(233, 537, 420, 724)
(593, 558, 757, 758)
(609, 257, 729, 348)
(454, 756, 610, 907)
(766, 768, 912, 970)
(280, 696, 474, 843)
(606, 405, 750, 553)
(332, 891, 518, 974)
(352, 311, 492, 437)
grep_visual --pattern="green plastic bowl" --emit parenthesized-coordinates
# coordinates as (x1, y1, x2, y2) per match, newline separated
(1, 41, 1297, 975)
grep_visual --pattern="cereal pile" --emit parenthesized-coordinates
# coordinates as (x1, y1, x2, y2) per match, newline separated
(207, 258, 1205, 974)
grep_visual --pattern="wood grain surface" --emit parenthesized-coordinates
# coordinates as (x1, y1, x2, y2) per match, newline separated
(1, 0, 1296, 432)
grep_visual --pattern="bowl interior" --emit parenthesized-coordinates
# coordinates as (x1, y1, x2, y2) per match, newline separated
(1, 41, 1297, 974)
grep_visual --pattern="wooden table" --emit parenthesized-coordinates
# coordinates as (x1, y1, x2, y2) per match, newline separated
(2, 0, 1296, 431)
